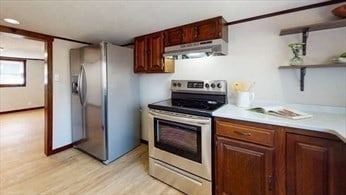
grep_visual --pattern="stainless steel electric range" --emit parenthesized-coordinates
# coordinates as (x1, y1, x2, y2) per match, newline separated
(148, 80, 227, 195)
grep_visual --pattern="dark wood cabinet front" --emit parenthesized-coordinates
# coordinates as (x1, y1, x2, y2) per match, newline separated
(146, 32, 164, 72)
(182, 24, 196, 43)
(214, 118, 346, 195)
(286, 133, 346, 195)
(215, 137, 274, 195)
(164, 16, 228, 47)
(193, 18, 220, 42)
(164, 27, 183, 47)
(134, 32, 173, 73)
(182, 17, 225, 44)
(134, 36, 147, 73)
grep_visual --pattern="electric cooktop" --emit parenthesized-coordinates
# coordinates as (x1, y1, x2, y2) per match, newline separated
(148, 80, 227, 117)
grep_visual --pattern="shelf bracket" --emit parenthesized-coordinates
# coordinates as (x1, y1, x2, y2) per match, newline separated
(300, 67, 306, 91)
(302, 28, 309, 56)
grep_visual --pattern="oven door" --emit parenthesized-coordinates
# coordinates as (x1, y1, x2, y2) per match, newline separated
(148, 109, 212, 180)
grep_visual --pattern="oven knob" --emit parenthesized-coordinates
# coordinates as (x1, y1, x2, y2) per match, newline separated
(211, 83, 215, 88)
(217, 83, 222, 88)
(205, 83, 210, 88)
(173, 83, 177, 87)
(177, 83, 182, 87)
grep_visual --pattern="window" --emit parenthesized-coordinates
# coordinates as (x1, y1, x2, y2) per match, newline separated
(0, 58, 26, 87)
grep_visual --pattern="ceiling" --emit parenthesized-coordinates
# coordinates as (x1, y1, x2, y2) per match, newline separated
(0, 32, 45, 59)
(0, 0, 327, 45)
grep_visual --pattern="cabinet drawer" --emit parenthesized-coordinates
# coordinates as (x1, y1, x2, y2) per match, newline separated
(215, 120, 275, 147)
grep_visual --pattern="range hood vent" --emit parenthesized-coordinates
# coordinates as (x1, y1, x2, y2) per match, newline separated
(163, 39, 228, 59)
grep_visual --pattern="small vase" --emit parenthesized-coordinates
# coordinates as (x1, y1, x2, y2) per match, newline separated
(289, 55, 303, 66)
(288, 43, 304, 66)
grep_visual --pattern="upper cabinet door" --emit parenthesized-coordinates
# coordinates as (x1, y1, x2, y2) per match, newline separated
(147, 32, 164, 72)
(165, 27, 183, 47)
(195, 18, 221, 41)
(182, 24, 196, 44)
(134, 36, 147, 73)
(182, 17, 224, 44)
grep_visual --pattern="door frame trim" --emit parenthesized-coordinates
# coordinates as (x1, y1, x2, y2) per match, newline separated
(0, 25, 54, 155)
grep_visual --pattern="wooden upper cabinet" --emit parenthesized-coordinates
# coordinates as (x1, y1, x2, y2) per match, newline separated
(182, 24, 196, 43)
(134, 16, 228, 72)
(286, 133, 346, 195)
(146, 32, 164, 72)
(192, 17, 221, 42)
(164, 27, 183, 47)
(164, 16, 228, 47)
(134, 32, 174, 73)
(134, 36, 147, 73)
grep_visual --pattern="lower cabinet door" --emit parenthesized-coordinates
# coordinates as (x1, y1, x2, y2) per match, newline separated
(286, 133, 346, 195)
(215, 136, 274, 195)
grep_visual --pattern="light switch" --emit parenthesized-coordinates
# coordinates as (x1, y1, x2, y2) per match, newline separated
(54, 74, 60, 82)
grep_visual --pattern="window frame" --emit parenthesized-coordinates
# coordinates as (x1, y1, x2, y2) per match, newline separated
(0, 57, 27, 87)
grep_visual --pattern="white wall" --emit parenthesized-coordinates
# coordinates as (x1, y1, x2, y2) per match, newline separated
(52, 39, 87, 149)
(0, 60, 44, 112)
(139, 5, 346, 109)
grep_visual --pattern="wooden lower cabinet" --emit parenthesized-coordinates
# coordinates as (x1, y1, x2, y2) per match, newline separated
(215, 137, 274, 195)
(286, 133, 346, 195)
(214, 118, 346, 195)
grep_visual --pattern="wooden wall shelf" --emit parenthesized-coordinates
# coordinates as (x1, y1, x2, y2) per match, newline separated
(279, 19, 346, 91)
(279, 19, 346, 55)
(279, 19, 346, 35)
(278, 63, 346, 91)
(278, 63, 346, 69)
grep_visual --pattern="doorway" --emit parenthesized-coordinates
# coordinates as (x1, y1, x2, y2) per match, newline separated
(0, 25, 53, 156)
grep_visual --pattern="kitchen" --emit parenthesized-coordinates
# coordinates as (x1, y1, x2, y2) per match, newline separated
(0, 1, 345, 194)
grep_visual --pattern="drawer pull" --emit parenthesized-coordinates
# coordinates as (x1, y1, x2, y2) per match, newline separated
(234, 130, 252, 136)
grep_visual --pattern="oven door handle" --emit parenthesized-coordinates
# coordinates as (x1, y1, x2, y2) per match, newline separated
(149, 110, 210, 125)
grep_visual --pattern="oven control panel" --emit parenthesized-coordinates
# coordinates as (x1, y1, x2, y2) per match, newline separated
(171, 80, 227, 94)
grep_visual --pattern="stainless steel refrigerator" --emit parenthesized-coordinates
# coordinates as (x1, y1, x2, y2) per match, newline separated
(70, 42, 140, 164)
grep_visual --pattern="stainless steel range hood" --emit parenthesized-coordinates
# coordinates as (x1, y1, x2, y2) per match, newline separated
(163, 39, 228, 59)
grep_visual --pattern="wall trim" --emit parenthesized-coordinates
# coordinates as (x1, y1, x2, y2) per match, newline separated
(225, 0, 343, 26)
(50, 143, 73, 155)
(0, 106, 44, 114)
(140, 139, 148, 144)
(0, 56, 45, 61)
(0, 25, 91, 45)
(50, 35, 91, 45)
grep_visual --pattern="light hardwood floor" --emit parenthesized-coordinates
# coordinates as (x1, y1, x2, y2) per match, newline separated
(0, 109, 183, 194)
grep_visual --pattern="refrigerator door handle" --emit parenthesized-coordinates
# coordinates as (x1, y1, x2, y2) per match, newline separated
(77, 66, 83, 105)
(81, 65, 87, 106)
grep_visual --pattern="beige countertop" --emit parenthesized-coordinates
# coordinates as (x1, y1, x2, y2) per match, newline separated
(213, 103, 346, 143)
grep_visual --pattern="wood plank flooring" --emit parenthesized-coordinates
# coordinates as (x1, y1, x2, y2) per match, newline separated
(0, 109, 183, 194)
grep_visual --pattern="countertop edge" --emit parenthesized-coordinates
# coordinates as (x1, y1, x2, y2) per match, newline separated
(213, 104, 346, 143)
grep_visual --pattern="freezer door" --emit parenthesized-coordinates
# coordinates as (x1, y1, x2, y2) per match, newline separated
(71, 45, 107, 161)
